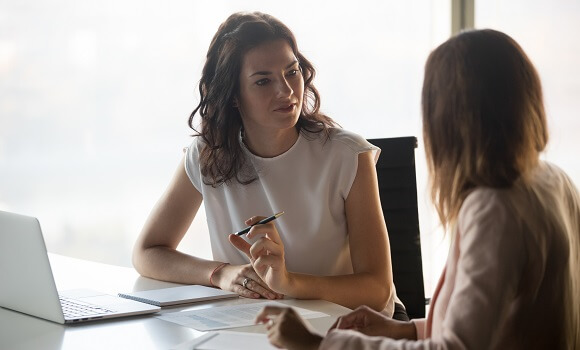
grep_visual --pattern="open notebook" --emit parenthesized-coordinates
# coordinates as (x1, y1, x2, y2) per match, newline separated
(0, 210, 160, 323)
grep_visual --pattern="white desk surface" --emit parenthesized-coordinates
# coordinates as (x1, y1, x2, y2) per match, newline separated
(0, 254, 351, 350)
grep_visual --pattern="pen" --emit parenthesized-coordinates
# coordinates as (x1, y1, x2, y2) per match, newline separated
(234, 211, 285, 236)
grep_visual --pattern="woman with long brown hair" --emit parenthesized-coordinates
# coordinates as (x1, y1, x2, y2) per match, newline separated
(132, 11, 404, 317)
(256, 29, 580, 350)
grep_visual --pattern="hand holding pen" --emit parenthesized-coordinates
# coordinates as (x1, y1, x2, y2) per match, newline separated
(213, 211, 286, 300)
(229, 211, 290, 295)
(234, 211, 285, 236)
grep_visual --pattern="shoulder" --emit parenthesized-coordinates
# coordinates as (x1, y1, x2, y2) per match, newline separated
(328, 127, 377, 153)
(184, 136, 204, 158)
(183, 136, 205, 184)
(302, 127, 378, 155)
(455, 187, 528, 275)
(539, 161, 579, 194)
(461, 188, 508, 213)
(461, 162, 578, 225)
(458, 188, 518, 239)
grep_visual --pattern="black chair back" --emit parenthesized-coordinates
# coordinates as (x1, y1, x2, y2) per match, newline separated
(368, 137, 426, 319)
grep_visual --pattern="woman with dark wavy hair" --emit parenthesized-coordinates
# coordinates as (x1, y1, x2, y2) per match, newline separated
(256, 29, 580, 350)
(133, 11, 403, 317)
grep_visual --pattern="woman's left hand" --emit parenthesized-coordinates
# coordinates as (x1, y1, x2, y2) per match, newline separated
(255, 305, 323, 350)
(229, 216, 291, 294)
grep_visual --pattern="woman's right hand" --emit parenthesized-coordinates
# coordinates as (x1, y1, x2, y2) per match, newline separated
(229, 216, 291, 294)
(212, 263, 282, 300)
(329, 305, 416, 340)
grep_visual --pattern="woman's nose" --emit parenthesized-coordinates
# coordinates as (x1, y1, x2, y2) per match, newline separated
(276, 78, 293, 98)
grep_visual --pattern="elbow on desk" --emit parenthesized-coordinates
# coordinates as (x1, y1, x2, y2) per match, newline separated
(340, 293, 389, 312)
(363, 273, 392, 312)
(366, 287, 391, 312)
(340, 280, 391, 312)
(131, 246, 149, 277)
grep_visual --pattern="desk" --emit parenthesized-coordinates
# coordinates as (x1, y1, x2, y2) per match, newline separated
(0, 254, 351, 349)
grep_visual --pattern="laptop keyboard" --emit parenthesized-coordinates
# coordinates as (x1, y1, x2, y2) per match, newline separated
(59, 296, 114, 319)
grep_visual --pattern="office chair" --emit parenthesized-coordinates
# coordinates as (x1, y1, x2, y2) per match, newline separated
(368, 137, 426, 319)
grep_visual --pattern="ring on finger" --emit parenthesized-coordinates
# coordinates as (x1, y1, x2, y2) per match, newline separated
(242, 277, 251, 289)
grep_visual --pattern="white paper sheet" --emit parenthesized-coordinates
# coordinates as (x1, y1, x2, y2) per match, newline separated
(157, 301, 328, 331)
(172, 331, 277, 350)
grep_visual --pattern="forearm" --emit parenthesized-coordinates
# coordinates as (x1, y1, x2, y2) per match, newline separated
(284, 271, 391, 311)
(133, 245, 222, 286)
(321, 328, 419, 350)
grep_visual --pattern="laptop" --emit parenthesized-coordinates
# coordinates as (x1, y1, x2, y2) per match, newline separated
(0, 210, 161, 323)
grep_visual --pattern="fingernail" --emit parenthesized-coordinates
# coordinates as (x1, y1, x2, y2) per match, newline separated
(254, 293, 260, 298)
(268, 293, 274, 299)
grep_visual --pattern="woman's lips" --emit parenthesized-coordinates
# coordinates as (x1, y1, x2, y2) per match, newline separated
(275, 104, 295, 113)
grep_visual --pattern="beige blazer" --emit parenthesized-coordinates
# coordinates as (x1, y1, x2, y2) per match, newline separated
(321, 162, 580, 349)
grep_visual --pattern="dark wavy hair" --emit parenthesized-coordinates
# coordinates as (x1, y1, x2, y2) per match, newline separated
(422, 29, 548, 228)
(189, 11, 336, 186)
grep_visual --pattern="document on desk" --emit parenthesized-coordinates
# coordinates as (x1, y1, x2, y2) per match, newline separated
(172, 331, 277, 350)
(157, 301, 328, 331)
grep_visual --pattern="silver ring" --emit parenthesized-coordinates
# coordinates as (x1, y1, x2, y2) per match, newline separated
(242, 278, 250, 289)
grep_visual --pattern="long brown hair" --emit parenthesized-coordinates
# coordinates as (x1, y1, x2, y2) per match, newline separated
(189, 12, 335, 186)
(422, 29, 548, 228)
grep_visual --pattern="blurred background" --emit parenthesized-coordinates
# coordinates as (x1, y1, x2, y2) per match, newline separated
(1, 0, 579, 296)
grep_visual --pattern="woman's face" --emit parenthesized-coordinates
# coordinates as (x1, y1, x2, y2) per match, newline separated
(236, 39, 304, 136)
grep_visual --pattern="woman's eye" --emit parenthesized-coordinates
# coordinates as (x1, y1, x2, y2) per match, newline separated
(287, 69, 298, 76)
(256, 78, 270, 86)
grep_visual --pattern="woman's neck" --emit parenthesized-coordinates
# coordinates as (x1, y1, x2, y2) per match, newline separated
(242, 127, 299, 158)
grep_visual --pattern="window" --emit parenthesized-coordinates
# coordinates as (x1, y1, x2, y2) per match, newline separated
(2, 0, 451, 295)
